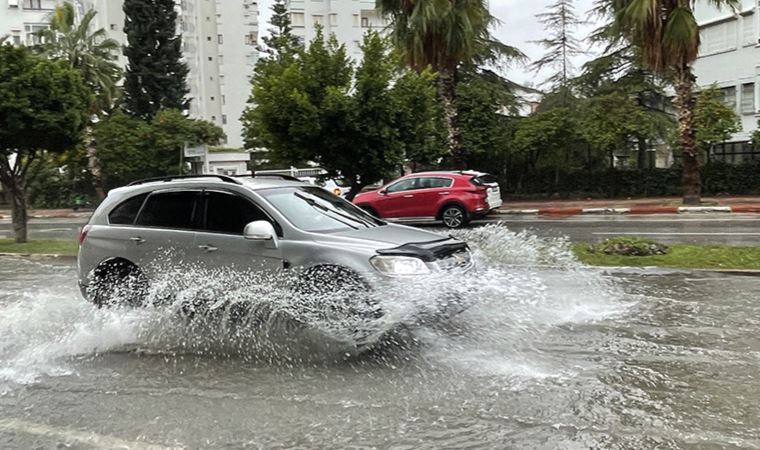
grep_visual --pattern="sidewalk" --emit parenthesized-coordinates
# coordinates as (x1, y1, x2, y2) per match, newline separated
(495, 196, 760, 216)
(0, 208, 94, 220)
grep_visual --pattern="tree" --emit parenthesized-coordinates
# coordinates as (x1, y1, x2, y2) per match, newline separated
(694, 85, 740, 158)
(123, 0, 189, 119)
(599, 0, 739, 204)
(0, 45, 90, 242)
(378, 0, 523, 168)
(244, 28, 440, 199)
(96, 110, 224, 189)
(37, 1, 122, 200)
(531, 0, 584, 93)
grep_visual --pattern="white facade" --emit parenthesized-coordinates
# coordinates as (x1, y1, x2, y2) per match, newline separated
(1, 0, 258, 150)
(0, 0, 59, 46)
(285, 0, 387, 59)
(693, 0, 759, 145)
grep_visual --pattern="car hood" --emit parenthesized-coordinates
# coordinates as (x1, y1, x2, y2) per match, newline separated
(331, 224, 451, 247)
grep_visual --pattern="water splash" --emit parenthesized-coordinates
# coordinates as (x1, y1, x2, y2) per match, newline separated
(0, 224, 631, 389)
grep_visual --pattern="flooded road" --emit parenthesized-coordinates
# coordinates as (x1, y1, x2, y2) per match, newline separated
(1, 228, 759, 449)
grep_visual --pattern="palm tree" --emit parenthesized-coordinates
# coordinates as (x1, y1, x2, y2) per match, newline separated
(378, 0, 523, 168)
(37, 2, 122, 200)
(599, 0, 739, 205)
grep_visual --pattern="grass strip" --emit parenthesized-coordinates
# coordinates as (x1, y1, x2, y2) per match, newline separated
(572, 243, 760, 270)
(0, 239, 78, 257)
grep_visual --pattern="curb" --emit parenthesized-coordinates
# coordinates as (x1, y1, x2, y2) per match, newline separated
(494, 205, 760, 216)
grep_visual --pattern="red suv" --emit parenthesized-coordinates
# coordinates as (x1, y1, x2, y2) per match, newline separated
(353, 171, 502, 228)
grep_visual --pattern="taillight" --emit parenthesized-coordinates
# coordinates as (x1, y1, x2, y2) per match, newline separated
(468, 186, 488, 197)
(79, 225, 91, 245)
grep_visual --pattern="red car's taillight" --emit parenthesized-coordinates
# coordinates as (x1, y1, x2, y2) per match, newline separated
(78, 225, 91, 245)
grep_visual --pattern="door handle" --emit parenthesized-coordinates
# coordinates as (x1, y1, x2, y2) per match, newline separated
(129, 236, 146, 244)
(439, 192, 450, 195)
(403, 194, 414, 198)
(198, 244, 218, 253)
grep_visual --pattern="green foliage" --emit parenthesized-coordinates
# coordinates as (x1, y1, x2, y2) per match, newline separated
(0, 45, 90, 241)
(531, 0, 584, 89)
(96, 110, 224, 189)
(573, 242, 760, 270)
(36, 1, 122, 115)
(457, 69, 517, 166)
(243, 28, 440, 198)
(588, 236, 669, 256)
(123, 0, 189, 118)
(0, 239, 79, 257)
(26, 150, 93, 208)
(693, 85, 741, 153)
(0, 46, 90, 155)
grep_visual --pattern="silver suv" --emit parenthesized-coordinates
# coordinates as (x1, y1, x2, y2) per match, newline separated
(77, 175, 474, 339)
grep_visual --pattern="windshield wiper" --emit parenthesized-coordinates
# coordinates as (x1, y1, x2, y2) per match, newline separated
(295, 191, 380, 228)
(294, 192, 361, 230)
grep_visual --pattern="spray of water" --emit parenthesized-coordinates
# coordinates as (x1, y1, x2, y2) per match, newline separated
(0, 224, 632, 389)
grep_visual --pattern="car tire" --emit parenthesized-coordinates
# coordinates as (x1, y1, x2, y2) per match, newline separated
(87, 260, 148, 307)
(440, 204, 468, 229)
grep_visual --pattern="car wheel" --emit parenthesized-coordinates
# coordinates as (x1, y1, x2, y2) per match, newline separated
(441, 205, 468, 229)
(87, 260, 148, 307)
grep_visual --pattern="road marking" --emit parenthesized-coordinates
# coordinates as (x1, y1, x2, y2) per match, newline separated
(592, 232, 760, 236)
(0, 418, 180, 450)
(479, 217, 760, 223)
(37, 228, 75, 232)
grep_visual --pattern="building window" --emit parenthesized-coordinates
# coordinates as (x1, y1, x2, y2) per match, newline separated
(721, 86, 737, 112)
(742, 13, 755, 46)
(208, 56, 213, 61)
(8, 0, 19, 8)
(110, 24, 118, 31)
(24, 24, 48, 45)
(222, 95, 226, 105)
(329, 14, 338, 26)
(352, 14, 359, 27)
(313, 15, 324, 26)
(741, 83, 755, 114)
(244, 31, 257, 45)
(218, 34, 223, 44)
(211, 96, 215, 101)
(24, 0, 42, 10)
(361, 16, 369, 27)
(291, 12, 305, 27)
(211, 115, 217, 122)
(700, 19, 738, 55)
(222, 114, 227, 125)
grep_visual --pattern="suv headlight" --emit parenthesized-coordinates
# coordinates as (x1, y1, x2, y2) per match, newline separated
(370, 255, 431, 277)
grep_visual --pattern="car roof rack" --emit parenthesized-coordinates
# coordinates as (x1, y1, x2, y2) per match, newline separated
(234, 174, 303, 182)
(126, 174, 243, 186)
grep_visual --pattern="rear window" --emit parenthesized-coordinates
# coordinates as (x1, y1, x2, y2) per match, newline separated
(135, 191, 198, 230)
(470, 174, 499, 186)
(108, 193, 148, 225)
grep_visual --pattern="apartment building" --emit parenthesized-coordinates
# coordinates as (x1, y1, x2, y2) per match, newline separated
(693, 0, 760, 163)
(1, 0, 258, 152)
(285, 0, 387, 59)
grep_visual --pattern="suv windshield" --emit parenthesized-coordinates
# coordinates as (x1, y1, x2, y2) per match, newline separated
(259, 186, 384, 232)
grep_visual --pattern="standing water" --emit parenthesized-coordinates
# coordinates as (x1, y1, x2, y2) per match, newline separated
(1, 225, 759, 448)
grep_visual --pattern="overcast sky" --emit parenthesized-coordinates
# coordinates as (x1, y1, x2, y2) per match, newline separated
(257, 0, 604, 87)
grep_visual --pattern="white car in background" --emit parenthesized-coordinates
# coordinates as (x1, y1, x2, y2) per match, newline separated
(298, 177, 350, 198)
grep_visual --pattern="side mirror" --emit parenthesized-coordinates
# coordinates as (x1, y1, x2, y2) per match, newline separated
(243, 220, 278, 249)
(379, 189, 387, 196)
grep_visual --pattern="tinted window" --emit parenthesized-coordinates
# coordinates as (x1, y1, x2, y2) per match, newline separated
(419, 177, 452, 189)
(471, 174, 498, 185)
(135, 191, 198, 229)
(108, 193, 147, 225)
(387, 178, 419, 193)
(204, 192, 271, 234)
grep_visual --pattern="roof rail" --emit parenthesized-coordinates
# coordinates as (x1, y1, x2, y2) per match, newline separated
(126, 174, 243, 187)
(234, 174, 303, 182)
